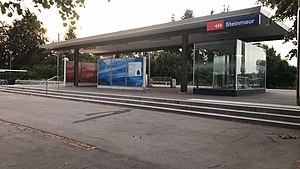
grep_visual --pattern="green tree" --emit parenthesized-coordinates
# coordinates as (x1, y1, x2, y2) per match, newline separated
(171, 13, 175, 22)
(6, 10, 48, 70)
(64, 26, 77, 40)
(0, 0, 110, 27)
(262, 44, 297, 89)
(0, 21, 9, 43)
(79, 53, 98, 63)
(151, 51, 181, 81)
(22, 53, 57, 80)
(0, 0, 84, 28)
(181, 9, 194, 20)
(0, 21, 10, 68)
(257, 0, 297, 59)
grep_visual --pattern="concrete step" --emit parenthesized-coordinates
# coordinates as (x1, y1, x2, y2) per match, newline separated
(3, 85, 300, 116)
(1, 86, 300, 129)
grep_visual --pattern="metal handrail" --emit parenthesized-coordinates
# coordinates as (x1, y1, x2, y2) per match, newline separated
(46, 76, 59, 94)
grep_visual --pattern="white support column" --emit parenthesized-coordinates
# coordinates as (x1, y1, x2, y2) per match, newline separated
(63, 57, 69, 87)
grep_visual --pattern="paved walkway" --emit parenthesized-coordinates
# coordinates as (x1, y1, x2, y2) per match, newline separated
(0, 92, 299, 169)
(31, 84, 298, 106)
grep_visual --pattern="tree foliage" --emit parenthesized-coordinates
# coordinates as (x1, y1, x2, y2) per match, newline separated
(0, 21, 9, 43)
(257, 0, 297, 59)
(262, 44, 297, 89)
(64, 26, 77, 40)
(0, 10, 58, 80)
(171, 13, 175, 22)
(5, 10, 48, 69)
(181, 9, 194, 20)
(0, 0, 85, 27)
(0, 21, 10, 67)
(0, 0, 110, 27)
(150, 51, 181, 81)
(151, 9, 195, 83)
(24, 53, 57, 79)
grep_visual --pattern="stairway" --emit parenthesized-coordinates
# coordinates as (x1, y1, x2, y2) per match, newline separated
(1, 85, 300, 129)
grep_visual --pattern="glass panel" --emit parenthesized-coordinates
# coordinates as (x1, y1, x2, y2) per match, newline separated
(194, 40, 236, 89)
(194, 39, 266, 91)
(194, 48, 214, 87)
(213, 54, 233, 88)
(236, 41, 266, 89)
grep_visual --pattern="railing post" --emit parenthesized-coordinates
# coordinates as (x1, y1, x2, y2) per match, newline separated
(46, 80, 48, 94)
(45, 76, 59, 95)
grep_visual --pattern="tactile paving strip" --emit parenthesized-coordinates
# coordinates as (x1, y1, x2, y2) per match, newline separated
(0, 119, 96, 150)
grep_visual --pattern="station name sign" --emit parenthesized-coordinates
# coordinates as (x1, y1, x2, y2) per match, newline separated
(206, 14, 261, 32)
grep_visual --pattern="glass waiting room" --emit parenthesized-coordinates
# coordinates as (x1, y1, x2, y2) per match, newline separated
(193, 39, 266, 96)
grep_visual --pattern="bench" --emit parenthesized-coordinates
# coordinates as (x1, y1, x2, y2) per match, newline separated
(152, 77, 172, 85)
(0, 79, 8, 85)
(150, 77, 176, 88)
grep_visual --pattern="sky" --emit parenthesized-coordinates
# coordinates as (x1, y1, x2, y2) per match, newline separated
(4, 0, 296, 65)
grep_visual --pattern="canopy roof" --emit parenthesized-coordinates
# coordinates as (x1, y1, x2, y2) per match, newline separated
(42, 6, 288, 55)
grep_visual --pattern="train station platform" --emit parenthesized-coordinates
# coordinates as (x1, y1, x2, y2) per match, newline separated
(25, 84, 298, 106)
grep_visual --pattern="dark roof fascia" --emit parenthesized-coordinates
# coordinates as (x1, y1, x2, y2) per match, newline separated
(42, 6, 265, 51)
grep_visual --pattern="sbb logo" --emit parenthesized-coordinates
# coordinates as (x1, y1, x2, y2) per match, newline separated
(206, 20, 225, 31)
(215, 23, 223, 29)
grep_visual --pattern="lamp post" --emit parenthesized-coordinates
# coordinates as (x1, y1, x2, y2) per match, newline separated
(148, 52, 151, 86)
(9, 50, 13, 78)
(57, 52, 60, 90)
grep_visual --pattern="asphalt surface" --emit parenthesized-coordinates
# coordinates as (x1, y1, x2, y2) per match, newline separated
(0, 91, 300, 169)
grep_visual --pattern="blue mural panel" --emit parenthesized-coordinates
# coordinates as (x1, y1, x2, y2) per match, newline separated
(97, 57, 144, 88)
(111, 58, 127, 86)
(98, 59, 111, 85)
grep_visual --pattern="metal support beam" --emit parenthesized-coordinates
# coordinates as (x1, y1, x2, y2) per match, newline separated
(74, 48, 79, 87)
(9, 51, 13, 79)
(297, 0, 300, 105)
(57, 52, 60, 90)
(181, 34, 188, 93)
(148, 52, 151, 86)
(194, 46, 199, 88)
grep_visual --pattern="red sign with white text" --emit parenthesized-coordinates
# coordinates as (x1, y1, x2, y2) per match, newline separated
(206, 20, 224, 31)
